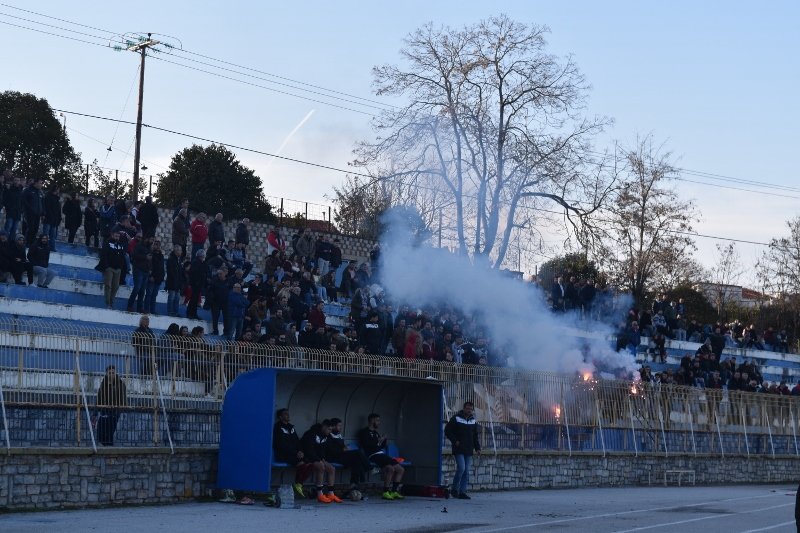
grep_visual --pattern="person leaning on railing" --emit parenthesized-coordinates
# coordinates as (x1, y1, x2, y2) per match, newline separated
(132, 315, 156, 376)
(96, 365, 127, 446)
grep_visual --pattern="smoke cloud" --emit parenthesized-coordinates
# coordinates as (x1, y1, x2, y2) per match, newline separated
(377, 207, 637, 376)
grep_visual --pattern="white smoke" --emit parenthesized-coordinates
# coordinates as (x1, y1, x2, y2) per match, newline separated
(377, 207, 637, 376)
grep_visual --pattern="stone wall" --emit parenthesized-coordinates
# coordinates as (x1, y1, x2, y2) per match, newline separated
(0, 448, 216, 510)
(4, 449, 800, 511)
(441, 451, 800, 490)
(151, 206, 376, 272)
(30, 200, 377, 269)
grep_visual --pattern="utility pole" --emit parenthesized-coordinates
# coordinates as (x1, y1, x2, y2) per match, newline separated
(127, 33, 160, 202)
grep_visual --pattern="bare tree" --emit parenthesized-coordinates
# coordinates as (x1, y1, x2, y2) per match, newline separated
(597, 134, 698, 306)
(352, 15, 614, 267)
(756, 216, 800, 338)
(707, 243, 745, 320)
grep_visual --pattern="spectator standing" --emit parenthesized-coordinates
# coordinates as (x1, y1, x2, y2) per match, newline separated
(445, 401, 481, 500)
(186, 249, 207, 320)
(235, 217, 250, 249)
(227, 282, 249, 340)
(41, 187, 61, 251)
(172, 208, 189, 259)
(266, 228, 285, 256)
(208, 213, 225, 246)
(165, 244, 185, 317)
(27, 234, 56, 288)
(294, 229, 316, 267)
(190, 212, 208, 259)
(315, 235, 334, 276)
(579, 279, 596, 318)
(209, 267, 231, 336)
(97, 229, 128, 309)
(98, 195, 116, 244)
(172, 199, 189, 221)
(96, 365, 127, 446)
(138, 196, 159, 239)
(551, 276, 565, 312)
(83, 198, 99, 248)
(62, 193, 82, 244)
(22, 177, 44, 248)
(3, 174, 22, 239)
(127, 236, 152, 313)
(146, 239, 165, 314)
(132, 315, 156, 375)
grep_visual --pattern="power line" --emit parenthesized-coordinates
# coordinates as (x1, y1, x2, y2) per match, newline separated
(674, 177, 800, 200)
(56, 108, 797, 251)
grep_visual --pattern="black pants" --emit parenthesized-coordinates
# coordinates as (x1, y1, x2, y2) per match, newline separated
(66, 226, 79, 243)
(211, 303, 228, 335)
(97, 409, 120, 446)
(85, 227, 99, 248)
(187, 284, 202, 318)
(24, 214, 40, 247)
(338, 449, 371, 484)
(9, 261, 33, 284)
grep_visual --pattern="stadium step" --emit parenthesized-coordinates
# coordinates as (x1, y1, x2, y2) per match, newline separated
(0, 297, 209, 331)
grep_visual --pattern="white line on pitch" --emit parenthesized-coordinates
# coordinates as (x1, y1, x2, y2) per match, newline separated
(610, 503, 793, 533)
(738, 520, 796, 533)
(473, 492, 780, 533)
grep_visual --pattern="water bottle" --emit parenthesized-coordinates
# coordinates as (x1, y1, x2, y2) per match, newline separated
(278, 484, 294, 509)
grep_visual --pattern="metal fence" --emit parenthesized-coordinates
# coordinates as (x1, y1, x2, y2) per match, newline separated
(2, 318, 800, 456)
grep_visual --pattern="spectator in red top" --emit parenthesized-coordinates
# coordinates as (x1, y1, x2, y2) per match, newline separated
(308, 301, 326, 330)
(267, 229, 286, 256)
(190, 212, 208, 259)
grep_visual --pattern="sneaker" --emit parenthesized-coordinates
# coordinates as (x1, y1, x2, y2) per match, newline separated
(328, 493, 343, 503)
(457, 492, 471, 500)
(381, 491, 396, 500)
(390, 491, 404, 500)
(317, 492, 333, 503)
(218, 489, 236, 503)
(292, 483, 306, 498)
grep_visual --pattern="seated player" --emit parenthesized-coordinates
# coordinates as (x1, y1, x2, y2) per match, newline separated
(301, 419, 342, 503)
(272, 408, 314, 497)
(327, 417, 371, 497)
(357, 413, 405, 500)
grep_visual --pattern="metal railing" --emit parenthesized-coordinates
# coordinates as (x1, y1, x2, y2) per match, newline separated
(2, 318, 800, 456)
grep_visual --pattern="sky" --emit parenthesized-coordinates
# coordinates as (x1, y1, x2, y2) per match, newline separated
(1, 1, 798, 281)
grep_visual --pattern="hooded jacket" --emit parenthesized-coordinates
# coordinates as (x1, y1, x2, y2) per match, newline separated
(301, 424, 330, 462)
(445, 409, 481, 456)
(272, 421, 301, 462)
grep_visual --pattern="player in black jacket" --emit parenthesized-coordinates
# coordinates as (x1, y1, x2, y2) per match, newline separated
(356, 413, 405, 500)
(300, 420, 342, 504)
(445, 401, 481, 499)
(271, 408, 314, 498)
(327, 417, 371, 493)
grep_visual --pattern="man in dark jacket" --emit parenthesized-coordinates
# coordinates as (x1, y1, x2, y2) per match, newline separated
(22, 178, 44, 248)
(165, 244, 185, 316)
(300, 420, 341, 503)
(28, 234, 56, 287)
(208, 267, 231, 336)
(127, 237, 152, 313)
(62, 193, 83, 244)
(42, 187, 61, 251)
(187, 249, 208, 319)
(138, 196, 159, 239)
(96, 365, 127, 446)
(235, 218, 249, 248)
(208, 213, 225, 246)
(7, 234, 33, 285)
(327, 417, 371, 491)
(579, 279, 597, 319)
(3, 175, 23, 239)
(145, 239, 165, 314)
(98, 229, 128, 308)
(272, 408, 314, 498)
(445, 401, 481, 499)
(357, 413, 404, 500)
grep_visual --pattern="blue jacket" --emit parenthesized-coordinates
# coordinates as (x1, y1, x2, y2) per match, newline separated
(227, 291, 249, 319)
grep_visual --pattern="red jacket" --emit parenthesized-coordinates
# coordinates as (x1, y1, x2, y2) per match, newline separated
(308, 308, 326, 330)
(190, 219, 208, 244)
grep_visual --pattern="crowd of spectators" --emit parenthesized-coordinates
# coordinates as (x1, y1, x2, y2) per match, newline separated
(617, 292, 795, 391)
